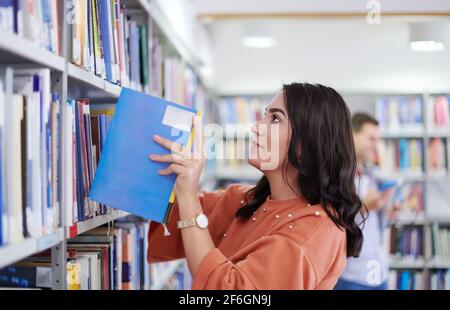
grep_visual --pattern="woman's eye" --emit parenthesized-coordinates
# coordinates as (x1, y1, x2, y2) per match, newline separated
(271, 114, 280, 123)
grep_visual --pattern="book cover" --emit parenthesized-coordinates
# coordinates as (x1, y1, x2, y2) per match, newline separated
(89, 88, 198, 223)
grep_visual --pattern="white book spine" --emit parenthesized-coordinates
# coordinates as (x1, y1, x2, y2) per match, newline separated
(6, 94, 24, 242)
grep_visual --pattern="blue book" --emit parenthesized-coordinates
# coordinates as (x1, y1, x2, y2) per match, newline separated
(99, 0, 112, 82)
(399, 271, 411, 290)
(90, 88, 198, 223)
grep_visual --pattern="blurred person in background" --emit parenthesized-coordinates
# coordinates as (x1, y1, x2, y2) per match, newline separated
(335, 113, 397, 290)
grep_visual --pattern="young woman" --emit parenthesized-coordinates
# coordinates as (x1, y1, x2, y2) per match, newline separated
(147, 83, 364, 290)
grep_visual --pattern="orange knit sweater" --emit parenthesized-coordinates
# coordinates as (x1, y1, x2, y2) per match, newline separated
(147, 184, 347, 290)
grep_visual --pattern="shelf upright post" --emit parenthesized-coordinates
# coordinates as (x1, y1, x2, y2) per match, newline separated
(51, 0, 69, 290)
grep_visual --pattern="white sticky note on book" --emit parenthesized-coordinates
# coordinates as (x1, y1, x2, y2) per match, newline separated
(162, 105, 195, 132)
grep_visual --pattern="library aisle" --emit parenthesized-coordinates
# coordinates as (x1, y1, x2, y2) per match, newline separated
(0, 0, 449, 291)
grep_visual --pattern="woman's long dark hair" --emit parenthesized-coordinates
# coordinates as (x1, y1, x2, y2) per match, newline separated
(235, 83, 365, 258)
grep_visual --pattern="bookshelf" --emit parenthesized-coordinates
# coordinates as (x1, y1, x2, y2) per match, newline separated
(0, 31, 65, 71)
(0, 0, 210, 290)
(0, 227, 64, 271)
(375, 93, 450, 289)
(210, 93, 450, 289)
(67, 210, 129, 239)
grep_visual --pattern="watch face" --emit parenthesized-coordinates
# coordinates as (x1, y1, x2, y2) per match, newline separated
(196, 214, 209, 229)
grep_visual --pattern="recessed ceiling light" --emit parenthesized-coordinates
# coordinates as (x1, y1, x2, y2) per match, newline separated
(241, 21, 277, 49)
(409, 23, 446, 52)
(410, 40, 445, 52)
(241, 36, 277, 49)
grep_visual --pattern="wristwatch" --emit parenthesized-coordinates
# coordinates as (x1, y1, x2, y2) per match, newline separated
(177, 213, 209, 230)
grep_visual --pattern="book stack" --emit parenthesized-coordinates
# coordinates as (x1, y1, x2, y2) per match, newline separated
(0, 0, 60, 54)
(427, 95, 450, 131)
(388, 225, 424, 261)
(0, 220, 151, 290)
(431, 224, 450, 263)
(69, 0, 148, 90)
(162, 269, 187, 290)
(67, 221, 151, 290)
(149, 261, 186, 290)
(375, 96, 423, 132)
(394, 182, 423, 219)
(148, 33, 211, 111)
(218, 97, 266, 126)
(427, 138, 448, 174)
(61, 98, 114, 227)
(0, 67, 60, 247)
(429, 269, 450, 290)
(388, 270, 426, 290)
(377, 139, 424, 176)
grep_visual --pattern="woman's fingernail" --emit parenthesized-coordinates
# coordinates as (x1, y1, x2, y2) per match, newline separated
(153, 135, 160, 140)
(149, 154, 154, 159)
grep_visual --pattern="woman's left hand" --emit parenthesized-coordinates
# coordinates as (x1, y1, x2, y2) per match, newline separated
(149, 115, 204, 201)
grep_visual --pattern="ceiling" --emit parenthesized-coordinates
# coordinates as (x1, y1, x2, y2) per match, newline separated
(191, 0, 450, 95)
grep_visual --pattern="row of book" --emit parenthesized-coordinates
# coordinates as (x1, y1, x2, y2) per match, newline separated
(69, 0, 147, 89)
(162, 270, 187, 290)
(0, 220, 153, 290)
(375, 96, 423, 131)
(387, 226, 424, 261)
(0, 65, 122, 247)
(428, 138, 449, 174)
(429, 269, 450, 290)
(431, 225, 450, 263)
(150, 261, 188, 290)
(218, 97, 265, 126)
(0, 67, 60, 245)
(377, 139, 424, 175)
(62, 97, 114, 226)
(388, 270, 426, 290)
(217, 139, 248, 169)
(428, 95, 449, 131)
(393, 182, 423, 219)
(68, 0, 210, 111)
(0, 0, 60, 54)
(388, 269, 450, 290)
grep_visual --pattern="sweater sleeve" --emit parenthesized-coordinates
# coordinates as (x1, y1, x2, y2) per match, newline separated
(147, 184, 248, 263)
(191, 232, 317, 290)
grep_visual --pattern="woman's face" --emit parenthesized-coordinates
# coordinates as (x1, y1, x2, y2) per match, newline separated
(248, 92, 292, 171)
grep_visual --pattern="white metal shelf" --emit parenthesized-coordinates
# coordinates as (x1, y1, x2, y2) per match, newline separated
(150, 260, 184, 290)
(394, 214, 427, 226)
(68, 210, 129, 238)
(0, 31, 65, 71)
(427, 129, 450, 137)
(0, 228, 64, 270)
(381, 129, 425, 139)
(375, 171, 425, 182)
(389, 258, 426, 269)
(68, 63, 122, 99)
(426, 259, 450, 269)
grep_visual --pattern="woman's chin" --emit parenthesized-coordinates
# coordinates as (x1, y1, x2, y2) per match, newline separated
(248, 157, 262, 171)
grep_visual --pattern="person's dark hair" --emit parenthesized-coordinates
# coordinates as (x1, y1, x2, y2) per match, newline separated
(352, 113, 379, 133)
(235, 83, 365, 258)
